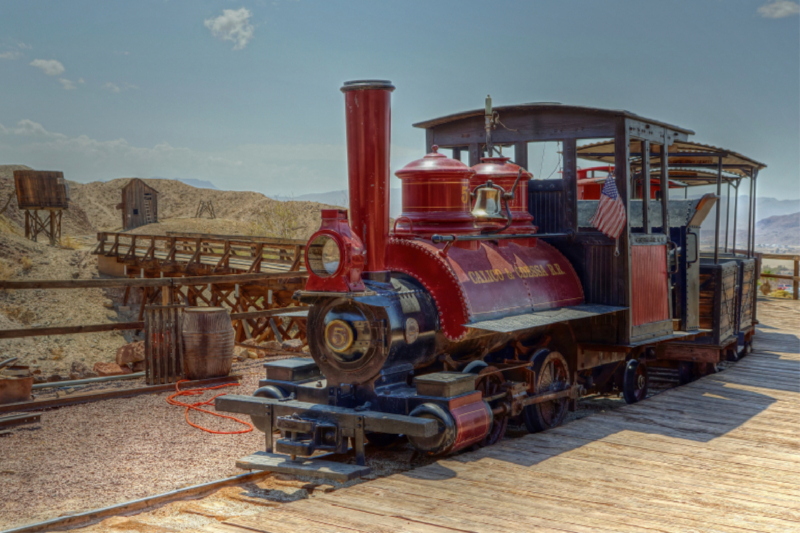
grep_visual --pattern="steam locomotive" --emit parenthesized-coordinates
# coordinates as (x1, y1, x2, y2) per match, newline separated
(217, 80, 762, 465)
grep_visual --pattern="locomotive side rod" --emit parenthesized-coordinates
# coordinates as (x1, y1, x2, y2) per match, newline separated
(486, 383, 580, 416)
(431, 231, 574, 243)
(522, 384, 581, 406)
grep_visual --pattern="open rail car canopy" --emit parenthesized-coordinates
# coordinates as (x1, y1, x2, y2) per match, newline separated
(645, 169, 741, 187)
(413, 103, 695, 136)
(576, 139, 767, 177)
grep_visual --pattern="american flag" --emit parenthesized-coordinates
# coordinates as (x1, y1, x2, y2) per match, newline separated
(589, 175, 626, 239)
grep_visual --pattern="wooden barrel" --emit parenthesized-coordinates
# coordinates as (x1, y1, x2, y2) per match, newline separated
(181, 307, 234, 380)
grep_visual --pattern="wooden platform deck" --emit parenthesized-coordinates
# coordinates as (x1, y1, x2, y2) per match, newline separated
(207, 299, 800, 533)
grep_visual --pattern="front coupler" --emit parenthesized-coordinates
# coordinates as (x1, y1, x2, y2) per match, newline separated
(215, 395, 438, 466)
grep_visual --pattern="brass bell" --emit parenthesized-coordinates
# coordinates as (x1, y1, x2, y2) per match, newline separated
(471, 180, 505, 220)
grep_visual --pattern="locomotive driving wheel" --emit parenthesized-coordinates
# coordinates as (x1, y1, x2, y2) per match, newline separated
(474, 366, 508, 446)
(523, 349, 570, 433)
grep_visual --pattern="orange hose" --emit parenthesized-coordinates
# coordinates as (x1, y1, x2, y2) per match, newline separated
(166, 379, 253, 434)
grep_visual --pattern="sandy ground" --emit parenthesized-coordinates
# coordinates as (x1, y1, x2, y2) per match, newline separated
(0, 231, 133, 379)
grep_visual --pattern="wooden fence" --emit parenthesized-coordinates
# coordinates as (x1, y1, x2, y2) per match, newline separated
(0, 272, 309, 344)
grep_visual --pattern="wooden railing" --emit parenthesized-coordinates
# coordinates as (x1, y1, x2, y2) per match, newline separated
(759, 252, 799, 300)
(93, 231, 306, 274)
(733, 249, 799, 300)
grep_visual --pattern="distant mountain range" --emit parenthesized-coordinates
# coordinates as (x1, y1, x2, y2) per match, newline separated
(271, 189, 404, 218)
(169, 178, 220, 190)
(750, 212, 800, 246)
(693, 195, 800, 229)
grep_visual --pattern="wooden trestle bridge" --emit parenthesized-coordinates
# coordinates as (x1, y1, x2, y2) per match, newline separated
(93, 231, 309, 344)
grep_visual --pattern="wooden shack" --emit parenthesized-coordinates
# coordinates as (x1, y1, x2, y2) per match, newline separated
(13, 170, 69, 244)
(118, 178, 158, 230)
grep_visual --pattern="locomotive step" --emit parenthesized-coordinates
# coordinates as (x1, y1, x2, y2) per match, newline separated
(236, 451, 371, 481)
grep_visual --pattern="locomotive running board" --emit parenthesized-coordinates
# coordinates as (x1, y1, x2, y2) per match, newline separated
(465, 304, 626, 334)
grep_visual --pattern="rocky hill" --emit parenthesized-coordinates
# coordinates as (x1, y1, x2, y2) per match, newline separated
(700, 210, 799, 247)
(752, 212, 800, 246)
(67, 177, 334, 238)
(0, 166, 336, 240)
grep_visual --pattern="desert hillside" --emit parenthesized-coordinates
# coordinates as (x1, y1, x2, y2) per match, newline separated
(700, 210, 800, 248)
(0, 167, 337, 240)
(753, 212, 800, 246)
(67, 177, 333, 239)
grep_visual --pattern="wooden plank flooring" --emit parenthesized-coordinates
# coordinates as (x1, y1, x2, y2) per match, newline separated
(208, 300, 800, 533)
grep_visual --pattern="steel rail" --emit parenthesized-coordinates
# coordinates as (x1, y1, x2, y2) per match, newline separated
(0, 446, 347, 533)
(0, 470, 273, 533)
(0, 375, 240, 415)
(31, 372, 146, 390)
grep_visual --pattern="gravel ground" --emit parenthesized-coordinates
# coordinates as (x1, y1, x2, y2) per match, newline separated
(0, 360, 273, 530)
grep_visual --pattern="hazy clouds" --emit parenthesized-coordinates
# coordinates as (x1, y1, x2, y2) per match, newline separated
(29, 59, 64, 76)
(0, 118, 419, 194)
(758, 1, 800, 18)
(204, 8, 254, 50)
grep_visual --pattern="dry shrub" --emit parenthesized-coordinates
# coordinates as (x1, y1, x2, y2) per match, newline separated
(0, 259, 14, 280)
(20, 256, 33, 271)
(50, 346, 64, 360)
(3, 305, 36, 325)
(252, 200, 307, 239)
(60, 235, 82, 250)
(769, 289, 793, 299)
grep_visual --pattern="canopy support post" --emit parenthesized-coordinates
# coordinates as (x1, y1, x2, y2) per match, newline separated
(713, 156, 722, 264)
(724, 182, 731, 253)
(641, 140, 651, 234)
(746, 169, 754, 258)
(732, 180, 739, 254)
(660, 136, 672, 321)
(514, 142, 528, 170)
(660, 137, 669, 234)
(750, 170, 758, 257)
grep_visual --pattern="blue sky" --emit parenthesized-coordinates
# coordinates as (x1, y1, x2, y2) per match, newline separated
(0, 0, 797, 199)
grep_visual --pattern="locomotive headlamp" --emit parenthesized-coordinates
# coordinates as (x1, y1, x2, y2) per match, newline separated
(307, 234, 342, 278)
(302, 210, 366, 293)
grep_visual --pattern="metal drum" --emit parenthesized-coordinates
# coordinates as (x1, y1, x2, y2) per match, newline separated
(181, 307, 234, 380)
